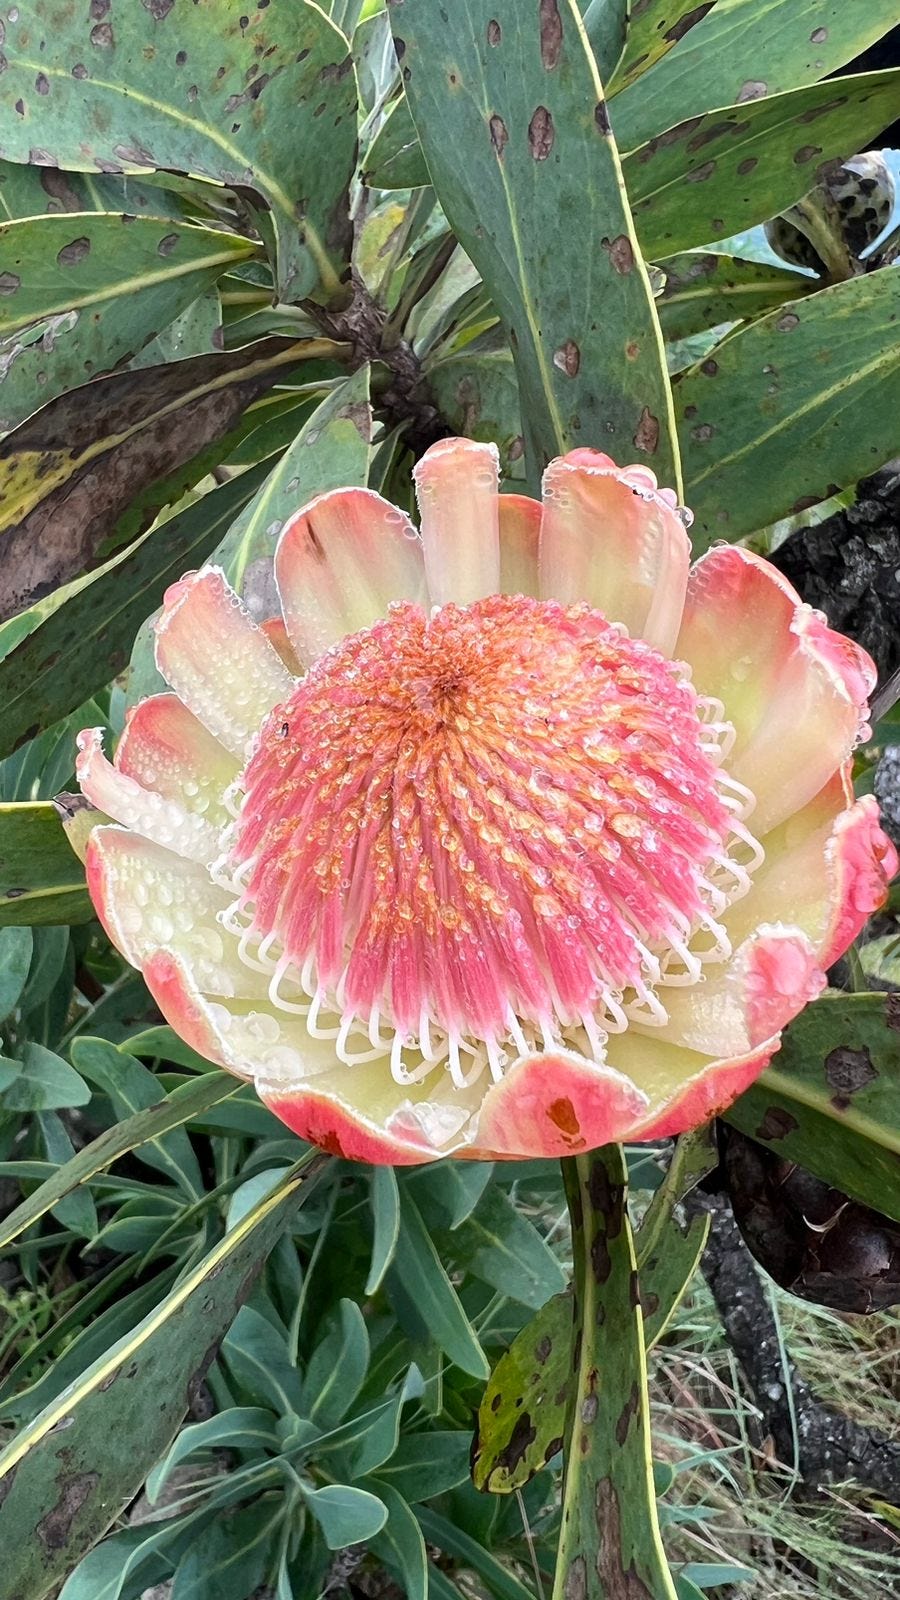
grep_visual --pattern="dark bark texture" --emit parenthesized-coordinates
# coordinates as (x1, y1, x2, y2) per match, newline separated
(686, 1188, 900, 1497)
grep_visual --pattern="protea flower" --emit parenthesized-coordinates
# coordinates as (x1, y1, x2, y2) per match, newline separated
(75, 439, 896, 1163)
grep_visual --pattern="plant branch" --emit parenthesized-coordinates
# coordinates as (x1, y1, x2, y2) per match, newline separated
(304, 271, 447, 456)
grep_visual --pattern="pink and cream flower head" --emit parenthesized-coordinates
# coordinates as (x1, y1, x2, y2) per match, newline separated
(76, 439, 896, 1163)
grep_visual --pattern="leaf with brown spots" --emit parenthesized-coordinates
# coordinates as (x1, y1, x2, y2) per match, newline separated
(426, 330, 525, 476)
(0, 1156, 324, 1600)
(609, 0, 900, 151)
(472, 1289, 573, 1493)
(390, 0, 679, 492)
(0, 334, 326, 628)
(0, 0, 357, 303)
(726, 993, 900, 1225)
(0, 211, 251, 435)
(655, 251, 812, 343)
(676, 266, 900, 544)
(0, 447, 279, 759)
(554, 1148, 677, 1596)
(0, 159, 175, 224)
(607, 0, 714, 95)
(623, 70, 900, 261)
(473, 1153, 707, 1494)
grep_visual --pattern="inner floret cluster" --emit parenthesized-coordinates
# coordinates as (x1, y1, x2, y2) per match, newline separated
(217, 593, 762, 1089)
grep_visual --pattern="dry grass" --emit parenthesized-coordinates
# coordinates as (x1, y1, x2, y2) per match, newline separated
(652, 1275, 900, 1598)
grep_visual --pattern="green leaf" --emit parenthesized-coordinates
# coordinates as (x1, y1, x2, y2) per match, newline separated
(0, 801, 92, 925)
(392, 0, 679, 489)
(674, 1581, 707, 1600)
(0, 2, 358, 303)
(363, 96, 430, 190)
(639, 1209, 709, 1350)
(0, 159, 181, 224)
(302, 1483, 388, 1550)
(417, 1506, 536, 1600)
(0, 333, 316, 624)
(372, 1430, 471, 1502)
(0, 1069, 237, 1250)
(626, 72, 900, 263)
(472, 1289, 571, 1494)
(0, 923, 32, 1016)
(56, 1526, 168, 1600)
(222, 1304, 305, 1418)
(0, 1041, 90, 1111)
(447, 1183, 567, 1309)
(655, 252, 808, 342)
(366, 1480, 429, 1600)
(2, 1269, 181, 1427)
(20, 926, 70, 1016)
(554, 1148, 676, 1597)
(583, 0, 628, 81)
(389, 1189, 489, 1380)
(725, 993, 900, 1224)
(680, 1562, 756, 1588)
(676, 269, 900, 546)
(71, 1036, 204, 1197)
(348, 1397, 403, 1479)
(0, 214, 252, 434)
(37, 1111, 98, 1237)
(609, 0, 900, 151)
(366, 1164, 401, 1295)
(304, 1299, 370, 1427)
(226, 1167, 293, 1231)
(134, 286, 223, 370)
(169, 1501, 283, 1600)
(0, 1057, 22, 1091)
(214, 364, 372, 594)
(0, 1158, 321, 1600)
(149, 1407, 280, 1507)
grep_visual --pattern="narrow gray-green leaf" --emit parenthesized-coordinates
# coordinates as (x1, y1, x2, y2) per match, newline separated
(389, 1189, 489, 1379)
(367, 1164, 401, 1294)
(302, 1484, 388, 1550)
(0, 923, 32, 1016)
(0, 1070, 237, 1250)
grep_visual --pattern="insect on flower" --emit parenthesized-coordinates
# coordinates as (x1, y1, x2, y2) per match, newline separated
(76, 439, 897, 1162)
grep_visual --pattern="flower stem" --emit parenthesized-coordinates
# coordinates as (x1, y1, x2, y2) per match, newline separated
(552, 1144, 678, 1600)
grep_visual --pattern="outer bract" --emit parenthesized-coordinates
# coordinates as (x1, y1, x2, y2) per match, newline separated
(77, 440, 896, 1163)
